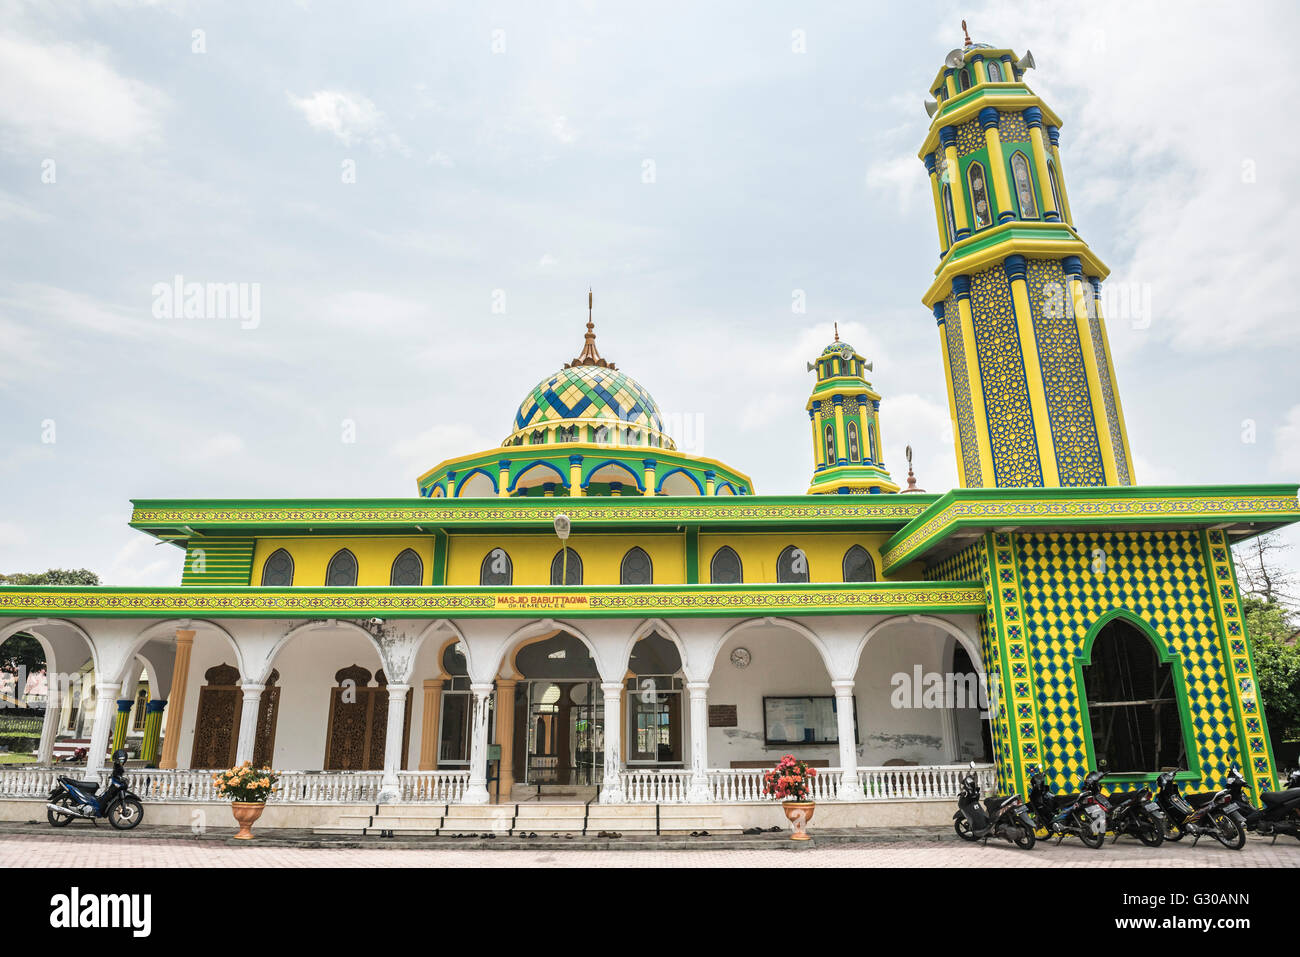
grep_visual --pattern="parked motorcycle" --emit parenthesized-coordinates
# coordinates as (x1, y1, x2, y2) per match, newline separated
(1222, 766, 1300, 843)
(1027, 768, 1108, 848)
(1155, 771, 1244, 849)
(1104, 782, 1166, 846)
(952, 763, 1035, 848)
(46, 749, 144, 830)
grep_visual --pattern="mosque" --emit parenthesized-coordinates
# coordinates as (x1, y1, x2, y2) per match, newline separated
(0, 29, 1296, 832)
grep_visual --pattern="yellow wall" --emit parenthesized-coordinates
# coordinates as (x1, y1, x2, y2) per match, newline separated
(250, 537, 435, 587)
(698, 532, 889, 583)
(445, 532, 686, 586)
(249, 530, 898, 587)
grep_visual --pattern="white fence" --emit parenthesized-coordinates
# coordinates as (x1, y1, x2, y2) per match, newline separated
(0, 767, 470, 805)
(0, 764, 988, 804)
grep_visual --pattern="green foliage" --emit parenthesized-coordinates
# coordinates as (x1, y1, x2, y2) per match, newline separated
(0, 568, 100, 586)
(1245, 597, 1300, 742)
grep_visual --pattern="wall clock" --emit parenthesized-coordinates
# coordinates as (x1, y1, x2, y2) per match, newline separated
(730, 647, 751, 669)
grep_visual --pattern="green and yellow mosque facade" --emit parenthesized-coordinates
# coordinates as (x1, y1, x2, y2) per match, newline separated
(1, 30, 1296, 820)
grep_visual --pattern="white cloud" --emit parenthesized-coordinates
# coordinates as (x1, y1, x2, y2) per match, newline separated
(392, 424, 490, 475)
(0, 522, 28, 548)
(0, 31, 166, 152)
(104, 534, 183, 587)
(287, 90, 408, 154)
(189, 433, 245, 463)
(879, 392, 958, 493)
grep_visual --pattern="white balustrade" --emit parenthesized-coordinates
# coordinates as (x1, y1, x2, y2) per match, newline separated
(1, 763, 994, 804)
(620, 768, 691, 803)
(857, 764, 995, 801)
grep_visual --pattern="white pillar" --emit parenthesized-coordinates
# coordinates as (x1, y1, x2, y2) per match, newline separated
(233, 682, 265, 766)
(462, 682, 494, 805)
(687, 680, 710, 802)
(84, 681, 120, 775)
(378, 684, 410, 803)
(37, 689, 60, 765)
(599, 681, 626, 804)
(832, 679, 861, 801)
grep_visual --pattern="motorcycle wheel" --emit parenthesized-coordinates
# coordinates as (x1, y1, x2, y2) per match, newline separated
(1137, 822, 1165, 847)
(46, 794, 76, 828)
(1212, 813, 1245, 850)
(108, 796, 144, 831)
(1164, 820, 1185, 842)
(953, 817, 977, 841)
(1077, 814, 1106, 849)
(1012, 822, 1036, 850)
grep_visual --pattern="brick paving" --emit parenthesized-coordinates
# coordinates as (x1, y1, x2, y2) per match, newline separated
(3, 829, 1298, 867)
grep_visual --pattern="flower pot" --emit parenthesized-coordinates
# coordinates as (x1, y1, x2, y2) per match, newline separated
(782, 800, 816, 841)
(231, 801, 266, 840)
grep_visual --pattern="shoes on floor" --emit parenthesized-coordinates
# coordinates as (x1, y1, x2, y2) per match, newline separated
(742, 827, 763, 835)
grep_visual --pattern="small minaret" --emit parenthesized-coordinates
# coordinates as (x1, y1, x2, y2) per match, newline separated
(919, 23, 1135, 489)
(805, 325, 899, 495)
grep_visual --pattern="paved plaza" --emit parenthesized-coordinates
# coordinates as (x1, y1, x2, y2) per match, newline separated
(3, 829, 1298, 867)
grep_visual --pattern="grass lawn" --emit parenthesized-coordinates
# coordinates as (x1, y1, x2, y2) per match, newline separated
(0, 752, 37, 765)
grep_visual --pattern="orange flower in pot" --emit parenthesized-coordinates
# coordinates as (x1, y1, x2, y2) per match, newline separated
(213, 761, 280, 840)
(762, 754, 818, 840)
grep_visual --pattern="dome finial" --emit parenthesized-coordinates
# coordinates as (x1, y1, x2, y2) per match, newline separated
(962, 18, 972, 47)
(565, 288, 616, 370)
(833, 322, 839, 342)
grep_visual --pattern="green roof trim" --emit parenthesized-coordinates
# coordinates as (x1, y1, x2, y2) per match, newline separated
(881, 484, 1300, 574)
(0, 581, 984, 620)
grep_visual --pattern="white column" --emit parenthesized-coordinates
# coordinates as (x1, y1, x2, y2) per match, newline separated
(599, 681, 626, 804)
(234, 682, 264, 765)
(37, 685, 61, 765)
(462, 682, 494, 804)
(378, 683, 410, 803)
(832, 679, 861, 801)
(84, 681, 120, 775)
(686, 680, 710, 802)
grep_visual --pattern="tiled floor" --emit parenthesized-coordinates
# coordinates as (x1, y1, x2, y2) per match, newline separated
(4, 831, 1298, 867)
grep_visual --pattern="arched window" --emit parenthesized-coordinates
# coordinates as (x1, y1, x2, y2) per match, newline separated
(846, 421, 861, 463)
(260, 548, 294, 586)
(710, 546, 743, 584)
(620, 547, 653, 585)
(842, 545, 875, 583)
(1082, 619, 1188, 773)
(530, 430, 543, 445)
(1009, 151, 1039, 219)
(824, 422, 836, 463)
(325, 549, 358, 587)
(480, 548, 512, 586)
(941, 184, 958, 244)
(967, 161, 992, 229)
(594, 426, 610, 444)
(550, 547, 582, 586)
(776, 545, 810, 584)
(958, 68, 971, 91)
(986, 60, 1003, 82)
(390, 548, 423, 586)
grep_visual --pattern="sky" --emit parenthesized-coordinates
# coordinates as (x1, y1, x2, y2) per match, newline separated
(1, 0, 1298, 586)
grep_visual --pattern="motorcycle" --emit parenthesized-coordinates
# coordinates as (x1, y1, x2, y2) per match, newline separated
(1027, 768, 1108, 848)
(952, 763, 1036, 849)
(1155, 771, 1244, 849)
(1104, 782, 1166, 846)
(1222, 766, 1300, 843)
(46, 748, 144, 830)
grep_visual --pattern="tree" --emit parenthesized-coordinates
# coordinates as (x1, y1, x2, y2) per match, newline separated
(1245, 597, 1300, 743)
(1234, 533, 1300, 612)
(0, 569, 100, 674)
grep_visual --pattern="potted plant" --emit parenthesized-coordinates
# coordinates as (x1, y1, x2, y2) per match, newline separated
(762, 754, 818, 840)
(213, 762, 279, 840)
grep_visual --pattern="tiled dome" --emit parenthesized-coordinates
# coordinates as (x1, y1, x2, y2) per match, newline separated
(511, 364, 666, 436)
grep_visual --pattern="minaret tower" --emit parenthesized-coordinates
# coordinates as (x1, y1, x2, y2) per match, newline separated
(919, 23, 1135, 488)
(806, 325, 899, 494)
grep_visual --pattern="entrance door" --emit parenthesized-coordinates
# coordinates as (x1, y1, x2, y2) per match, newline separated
(523, 681, 603, 785)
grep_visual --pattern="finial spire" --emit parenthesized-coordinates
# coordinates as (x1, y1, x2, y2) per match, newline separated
(962, 18, 972, 47)
(902, 444, 926, 493)
(833, 322, 840, 342)
(565, 288, 616, 370)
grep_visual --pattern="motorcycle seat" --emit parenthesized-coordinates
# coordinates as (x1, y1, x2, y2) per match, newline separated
(61, 779, 101, 794)
(1261, 787, 1300, 807)
(983, 796, 1012, 812)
